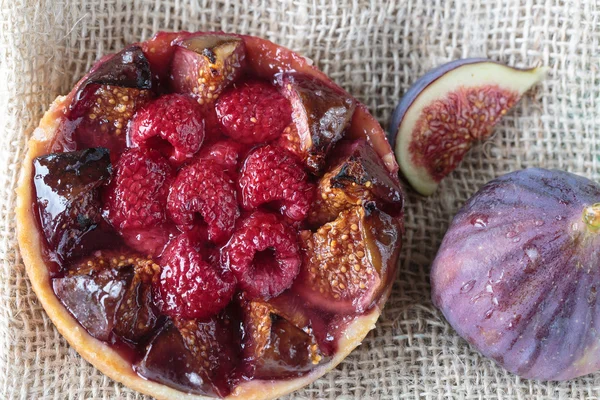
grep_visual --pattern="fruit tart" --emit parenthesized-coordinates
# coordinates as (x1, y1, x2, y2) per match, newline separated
(16, 31, 404, 399)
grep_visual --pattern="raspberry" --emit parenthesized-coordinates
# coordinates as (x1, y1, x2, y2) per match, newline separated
(239, 145, 314, 221)
(129, 94, 205, 164)
(167, 159, 239, 243)
(221, 211, 301, 299)
(196, 139, 245, 171)
(215, 81, 292, 144)
(154, 233, 236, 319)
(104, 148, 174, 231)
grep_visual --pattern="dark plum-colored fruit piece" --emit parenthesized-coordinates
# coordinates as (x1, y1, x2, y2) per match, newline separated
(167, 159, 239, 243)
(135, 322, 219, 396)
(431, 168, 600, 381)
(278, 73, 356, 175)
(215, 81, 292, 144)
(238, 295, 326, 380)
(68, 46, 154, 160)
(389, 59, 546, 195)
(54, 250, 161, 342)
(103, 147, 174, 232)
(33, 148, 117, 263)
(297, 203, 402, 314)
(309, 140, 404, 226)
(196, 139, 245, 172)
(238, 145, 314, 222)
(173, 316, 240, 397)
(128, 94, 205, 164)
(170, 34, 246, 104)
(221, 211, 301, 299)
(154, 232, 236, 319)
(140, 31, 180, 88)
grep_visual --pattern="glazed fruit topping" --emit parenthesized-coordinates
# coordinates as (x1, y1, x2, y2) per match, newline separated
(154, 233, 236, 319)
(297, 204, 401, 313)
(221, 211, 301, 299)
(34, 148, 117, 263)
(167, 159, 239, 243)
(215, 81, 293, 144)
(53, 250, 160, 342)
(171, 34, 246, 105)
(239, 145, 314, 222)
(279, 73, 356, 174)
(309, 140, 404, 226)
(129, 93, 205, 164)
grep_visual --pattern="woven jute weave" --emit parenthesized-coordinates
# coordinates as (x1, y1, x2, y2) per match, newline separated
(1, 0, 599, 399)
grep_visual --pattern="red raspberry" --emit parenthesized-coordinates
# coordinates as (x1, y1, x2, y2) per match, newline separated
(104, 148, 174, 231)
(196, 139, 245, 171)
(167, 159, 239, 243)
(239, 145, 314, 221)
(215, 81, 292, 144)
(129, 94, 205, 164)
(155, 233, 236, 319)
(221, 211, 301, 299)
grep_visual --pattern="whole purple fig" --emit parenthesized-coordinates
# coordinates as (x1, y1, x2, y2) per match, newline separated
(431, 168, 600, 381)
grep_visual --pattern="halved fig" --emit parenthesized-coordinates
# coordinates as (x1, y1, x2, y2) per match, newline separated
(309, 140, 404, 226)
(431, 168, 600, 380)
(53, 250, 160, 342)
(67, 46, 154, 159)
(278, 73, 356, 175)
(170, 34, 246, 104)
(238, 296, 325, 380)
(296, 203, 402, 313)
(389, 59, 546, 195)
(33, 148, 117, 263)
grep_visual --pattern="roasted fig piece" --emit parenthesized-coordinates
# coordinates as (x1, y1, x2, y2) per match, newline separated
(389, 59, 546, 195)
(68, 46, 154, 159)
(33, 148, 117, 264)
(431, 168, 600, 381)
(53, 251, 160, 342)
(279, 73, 356, 175)
(170, 34, 246, 104)
(309, 140, 404, 226)
(297, 203, 402, 313)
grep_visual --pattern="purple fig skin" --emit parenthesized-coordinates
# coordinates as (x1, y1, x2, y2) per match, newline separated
(431, 168, 600, 381)
(387, 58, 487, 147)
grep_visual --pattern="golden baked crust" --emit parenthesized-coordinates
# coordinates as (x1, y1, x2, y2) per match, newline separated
(16, 96, 392, 400)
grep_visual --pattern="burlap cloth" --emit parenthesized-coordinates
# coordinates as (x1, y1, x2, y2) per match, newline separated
(1, 0, 599, 398)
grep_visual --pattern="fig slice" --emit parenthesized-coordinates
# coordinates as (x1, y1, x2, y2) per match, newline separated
(296, 203, 402, 314)
(278, 73, 356, 175)
(170, 34, 246, 104)
(309, 139, 404, 226)
(389, 59, 546, 195)
(33, 148, 118, 264)
(431, 168, 600, 381)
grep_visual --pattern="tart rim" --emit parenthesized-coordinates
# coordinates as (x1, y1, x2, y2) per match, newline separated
(16, 95, 394, 400)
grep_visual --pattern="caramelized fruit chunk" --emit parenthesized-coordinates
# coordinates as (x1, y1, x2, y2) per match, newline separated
(69, 46, 154, 159)
(278, 73, 356, 175)
(221, 211, 301, 299)
(170, 34, 246, 104)
(309, 140, 404, 226)
(54, 251, 160, 342)
(297, 204, 402, 313)
(33, 148, 116, 263)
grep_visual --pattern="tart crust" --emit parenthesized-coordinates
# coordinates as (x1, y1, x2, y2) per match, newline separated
(16, 95, 394, 399)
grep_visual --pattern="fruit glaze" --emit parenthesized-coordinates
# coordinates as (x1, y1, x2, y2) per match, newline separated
(16, 31, 404, 399)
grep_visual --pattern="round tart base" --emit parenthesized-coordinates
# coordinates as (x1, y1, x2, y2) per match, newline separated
(16, 97, 392, 399)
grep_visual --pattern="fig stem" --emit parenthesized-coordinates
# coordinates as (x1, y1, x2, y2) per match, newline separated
(583, 203, 600, 230)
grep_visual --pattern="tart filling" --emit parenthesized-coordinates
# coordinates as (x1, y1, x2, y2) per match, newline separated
(17, 31, 404, 399)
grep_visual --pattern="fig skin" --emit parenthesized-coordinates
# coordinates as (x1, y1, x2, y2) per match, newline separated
(388, 59, 546, 196)
(431, 168, 600, 381)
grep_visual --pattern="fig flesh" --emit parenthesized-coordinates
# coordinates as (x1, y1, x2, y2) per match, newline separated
(389, 59, 546, 195)
(431, 168, 600, 380)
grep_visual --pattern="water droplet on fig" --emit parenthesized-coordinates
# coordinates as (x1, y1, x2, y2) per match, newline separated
(460, 280, 476, 293)
(512, 237, 521, 243)
(470, 214, 488, 228)
(525, 245, 540, 263)
(506, 231, 518, 238)
(534, 220, 544, 226)
(484, 309, 494, 319)
(556, 215, 563, 221)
